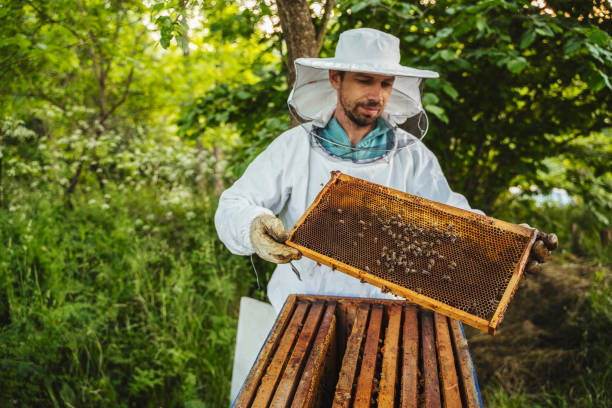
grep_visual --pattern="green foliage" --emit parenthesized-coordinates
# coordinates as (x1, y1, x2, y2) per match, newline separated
(493, 192, 612, 264)
(1, 0, 611, 406)
(334, 0, 611, 211)
(177, 68, 290, 178)
(0, 187, 254, 407)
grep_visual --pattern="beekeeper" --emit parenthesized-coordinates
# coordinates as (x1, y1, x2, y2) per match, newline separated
(215, 28, 556, 314)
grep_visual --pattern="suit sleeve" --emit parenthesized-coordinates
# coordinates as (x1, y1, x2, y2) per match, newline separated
(214, 137, 292, 255)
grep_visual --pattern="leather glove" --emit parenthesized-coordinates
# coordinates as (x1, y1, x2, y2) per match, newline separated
(250, 214, 302, 264)
(520, 223, 559, 274)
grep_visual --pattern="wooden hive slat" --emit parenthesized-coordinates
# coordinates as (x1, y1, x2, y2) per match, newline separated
(450, 319, 482, 408)
(234, 296, 483, 408)
(421, 311, 442, 408)
(332, 303, 370, 408)
(270, 301, 326, 408)
(435, 313, 463, 408)
(353, 304, 384, 407)
(401, 304, 419, 407)
(291, 302, 338, 408)
(233, 295, 298, 407)
(252, 301, 309, 407)
(378, 304, 402, 408)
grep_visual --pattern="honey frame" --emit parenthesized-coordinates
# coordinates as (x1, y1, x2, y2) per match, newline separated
(286, 171, 537, 335)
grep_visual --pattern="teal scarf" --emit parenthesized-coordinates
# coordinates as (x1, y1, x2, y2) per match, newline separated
(317, 117, 393, 162)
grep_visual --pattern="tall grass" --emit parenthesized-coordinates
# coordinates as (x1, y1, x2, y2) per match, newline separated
(0, 187, 261, 407)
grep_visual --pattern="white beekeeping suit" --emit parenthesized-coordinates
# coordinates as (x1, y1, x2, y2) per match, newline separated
(215, 28, 483, 314)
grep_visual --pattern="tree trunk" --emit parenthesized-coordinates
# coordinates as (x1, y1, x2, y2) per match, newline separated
(275, 0, 335, 127)
(197, 141, 206, 193)
(276, 0, 318, 88)
(213, 146, 224, 196)
(275, 0, 335, 89)
(600, 227, 611, 247)
(571, 223, 583, 255)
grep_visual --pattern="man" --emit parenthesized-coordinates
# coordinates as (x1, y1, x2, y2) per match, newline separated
(215, 28, 556, 314)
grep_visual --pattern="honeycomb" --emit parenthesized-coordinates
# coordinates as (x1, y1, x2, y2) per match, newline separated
(287, 172, 536, 332)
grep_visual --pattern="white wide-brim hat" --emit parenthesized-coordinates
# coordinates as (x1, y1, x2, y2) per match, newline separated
(288, 28, 439, 128)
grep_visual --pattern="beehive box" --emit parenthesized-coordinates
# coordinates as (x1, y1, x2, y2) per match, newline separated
(286, 172, 537, 335)
(233, 295, 482, 407)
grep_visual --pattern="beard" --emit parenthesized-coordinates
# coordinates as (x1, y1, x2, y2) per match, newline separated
(339, 91, 383, 127)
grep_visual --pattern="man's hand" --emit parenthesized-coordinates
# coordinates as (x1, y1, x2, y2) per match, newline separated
(520, 223, 559, 274)
(250, 214, 302, 264)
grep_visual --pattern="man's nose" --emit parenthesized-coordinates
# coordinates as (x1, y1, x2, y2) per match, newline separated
(367, 85, 385, 102)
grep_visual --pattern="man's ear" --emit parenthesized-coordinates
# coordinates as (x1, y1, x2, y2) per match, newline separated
(329, 70, 341, 91)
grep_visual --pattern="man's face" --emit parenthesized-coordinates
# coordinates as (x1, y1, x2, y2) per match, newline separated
(329, 70, 395, 127)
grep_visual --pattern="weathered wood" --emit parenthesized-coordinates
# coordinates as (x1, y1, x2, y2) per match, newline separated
(450, 319, 481, 408)
(236, 296, 483, 407)
(421, 311, 441, 408)
(401, 305, 419, 407)
(378, 304, 402, 407)
(335, 301, 356, 364)
(252, 301, 309, 407)
(291, 302, 337, 408)
(271, 301, 326, 408)
(332, 303, 370, 408)
(353, 304, 384, 407)
(234, 295, 298, 407)
(434, 313, 462, 408)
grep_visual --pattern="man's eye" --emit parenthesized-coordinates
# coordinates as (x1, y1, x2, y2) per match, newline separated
(382, 82, 393, 87)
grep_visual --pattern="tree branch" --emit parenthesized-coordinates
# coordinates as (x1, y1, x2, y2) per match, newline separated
(101, 67, 134, 123)
(25, 0, 85, 42)
(315, 0, 335, 54)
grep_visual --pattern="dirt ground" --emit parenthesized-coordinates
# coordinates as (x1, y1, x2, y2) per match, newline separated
(464, 255, 609, 395)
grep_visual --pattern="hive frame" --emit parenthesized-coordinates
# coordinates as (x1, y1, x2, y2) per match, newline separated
(286, 171, 537, 335)
(233, 295, 484, 407)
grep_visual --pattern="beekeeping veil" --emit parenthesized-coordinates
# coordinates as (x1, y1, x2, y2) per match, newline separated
(288, 28, 439, 158)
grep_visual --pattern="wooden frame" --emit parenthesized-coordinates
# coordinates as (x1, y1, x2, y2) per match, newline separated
(233, 295, 483, 407)
(286, 171, 537, 335)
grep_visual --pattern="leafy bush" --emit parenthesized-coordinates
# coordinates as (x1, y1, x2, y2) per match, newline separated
(0, 188, 257, 407)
